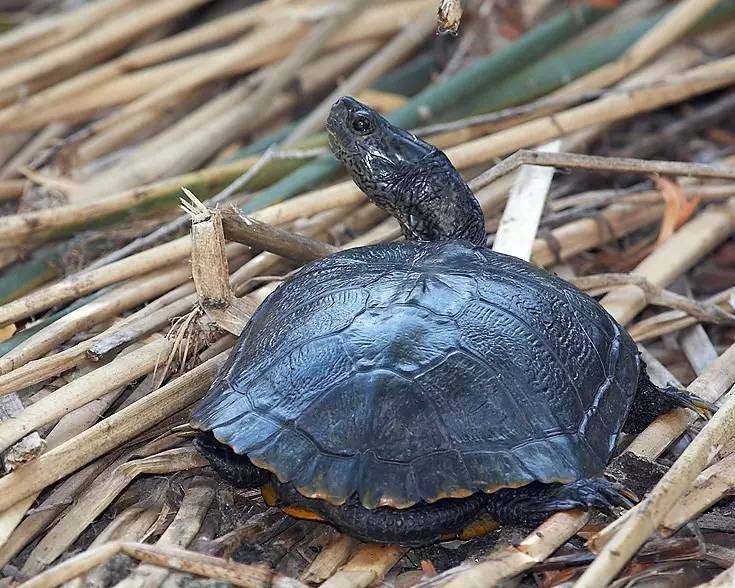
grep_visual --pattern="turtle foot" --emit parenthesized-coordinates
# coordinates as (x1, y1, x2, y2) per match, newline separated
(486, 478, 637, 526)
(561, 477, 638, 515)
(660, 385, 717, 420)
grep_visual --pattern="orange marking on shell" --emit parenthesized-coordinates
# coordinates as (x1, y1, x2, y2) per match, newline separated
(260, 482, 278, 507)
(458, 516, 500, 540)
(282, 505, 325, 522)
(296, 484, 349, 506)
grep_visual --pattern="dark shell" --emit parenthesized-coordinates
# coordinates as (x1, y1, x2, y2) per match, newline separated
(191, 240, 639, 509)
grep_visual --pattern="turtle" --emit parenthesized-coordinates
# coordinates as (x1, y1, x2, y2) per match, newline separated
(190, 96, 714, 547)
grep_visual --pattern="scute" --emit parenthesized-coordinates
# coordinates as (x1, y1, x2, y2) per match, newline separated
(192, 240, 641, 509)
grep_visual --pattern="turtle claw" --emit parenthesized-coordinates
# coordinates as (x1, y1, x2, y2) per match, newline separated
(662, 386, 717, 420)
(571, 478, 638, 515)
(684, 395, 717, 420)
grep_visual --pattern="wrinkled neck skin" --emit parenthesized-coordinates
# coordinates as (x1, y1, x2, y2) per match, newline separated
(362, 150, 487, 247)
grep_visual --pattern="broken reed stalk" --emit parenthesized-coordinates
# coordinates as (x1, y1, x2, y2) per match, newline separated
(18, 540, 307, 588)
(553, 0, 721, 97)
(474, 150, 735, 190)
(0, 351, 227, 512)
(0, 336, 173, 453)
(448, 53, 735, 169)
(437, 0, 463, 35)
(187, 196, 257, 336)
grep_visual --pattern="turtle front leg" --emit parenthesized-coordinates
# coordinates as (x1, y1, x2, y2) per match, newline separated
(194, 432, 270, 488)
(485, 479, 637, 526)
(623, 365, 716, 434)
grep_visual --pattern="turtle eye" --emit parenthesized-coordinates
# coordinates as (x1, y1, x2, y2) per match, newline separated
(351, 114, 373, 135)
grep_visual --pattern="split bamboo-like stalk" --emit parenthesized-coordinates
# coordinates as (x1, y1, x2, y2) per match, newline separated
(492, 140, 559, 260)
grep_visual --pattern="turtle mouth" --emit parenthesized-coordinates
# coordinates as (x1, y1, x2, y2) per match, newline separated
(325, 126, 339, 152)
(326, 126, 363, 162)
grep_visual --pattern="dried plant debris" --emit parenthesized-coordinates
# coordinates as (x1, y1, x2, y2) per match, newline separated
(437, 0, 463, 35)
(1, 0, 735, 586)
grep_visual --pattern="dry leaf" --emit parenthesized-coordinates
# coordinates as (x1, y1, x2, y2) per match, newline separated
(496, 0, 526, 40)
(654, 176, 700, 247)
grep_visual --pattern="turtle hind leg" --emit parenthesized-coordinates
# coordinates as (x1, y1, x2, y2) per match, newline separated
(485, 478, 637, 526)
(623, 365, 716, 435)
(193, 432, 270, 488)
(272, 481, 493, 547)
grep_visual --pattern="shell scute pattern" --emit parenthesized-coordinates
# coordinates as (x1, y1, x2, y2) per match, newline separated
(475, 252, 636, 400)
(358, 451, 421, 508)
(237, 288, 369, 383)
(192, 240, 639, 508)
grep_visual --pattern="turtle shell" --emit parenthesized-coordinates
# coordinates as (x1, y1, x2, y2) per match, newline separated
(191, 240, 640, 509)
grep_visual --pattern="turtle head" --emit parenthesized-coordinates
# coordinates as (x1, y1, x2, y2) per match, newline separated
(326, 96, 432, 182)
(326, 96, 486, 247)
